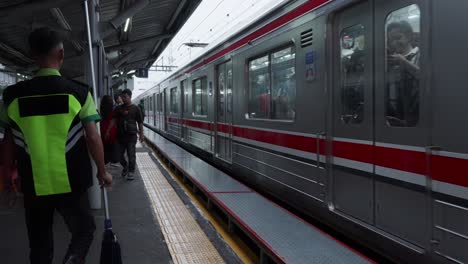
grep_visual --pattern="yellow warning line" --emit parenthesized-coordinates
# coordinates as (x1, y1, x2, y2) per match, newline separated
(146, 145, 257, 264)
(137, 153, 225, 264)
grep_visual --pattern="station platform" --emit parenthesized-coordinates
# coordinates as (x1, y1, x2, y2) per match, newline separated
(143, 128, 375, 264)
(0, 132, 375, 264)
(0, 142, 238, 264)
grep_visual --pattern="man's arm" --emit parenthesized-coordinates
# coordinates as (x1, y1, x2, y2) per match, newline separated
(83, 122, 112, 186)
(135, 105, 144, 142)
(138, 122, 144, 142)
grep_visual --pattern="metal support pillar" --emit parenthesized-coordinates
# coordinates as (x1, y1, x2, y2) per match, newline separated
(84, 0, 101, 210)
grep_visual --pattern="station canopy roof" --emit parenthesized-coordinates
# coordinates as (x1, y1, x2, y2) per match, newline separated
(0, 0, 201, 82)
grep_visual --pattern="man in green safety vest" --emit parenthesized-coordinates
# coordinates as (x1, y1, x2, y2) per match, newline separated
(0, 27, 112, 264)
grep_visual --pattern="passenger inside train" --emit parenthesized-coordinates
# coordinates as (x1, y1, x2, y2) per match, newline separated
(385, 9, 421, 127)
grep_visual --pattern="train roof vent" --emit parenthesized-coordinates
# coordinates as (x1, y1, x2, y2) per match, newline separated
(301, 29, 313, 48)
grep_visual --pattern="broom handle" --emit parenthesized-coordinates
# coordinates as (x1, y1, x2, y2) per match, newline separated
(102, 187, 110, 220)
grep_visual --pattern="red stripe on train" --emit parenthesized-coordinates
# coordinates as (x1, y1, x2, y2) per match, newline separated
(175, 0, 330, 79)
(233, 126, 317, 153)
(375, 146, 426, 175)
(431, 155, 468, 188)
(165, 118, 468, 189)
(332, 141, 373, 164)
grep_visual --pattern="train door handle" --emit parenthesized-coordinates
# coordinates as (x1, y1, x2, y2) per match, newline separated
(426, 146, 443, 152)
(316, 132, 325, 168)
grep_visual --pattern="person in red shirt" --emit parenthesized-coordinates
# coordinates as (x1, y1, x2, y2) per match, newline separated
(99, 95, 118, 165)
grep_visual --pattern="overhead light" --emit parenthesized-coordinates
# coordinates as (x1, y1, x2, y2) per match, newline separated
(408, 15, 419, 19)
(128, 70, 136, 75)
(107, 50, 119, 60)
(183, 42, 208, 48)
(124, 18, 130, 32)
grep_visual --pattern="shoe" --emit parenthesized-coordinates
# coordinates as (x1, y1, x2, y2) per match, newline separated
(126, 172, 135, 181)
(121, 170, 128, 178)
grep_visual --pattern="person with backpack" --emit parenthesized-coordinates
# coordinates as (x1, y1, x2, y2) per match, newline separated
(114, 89, 144, 180)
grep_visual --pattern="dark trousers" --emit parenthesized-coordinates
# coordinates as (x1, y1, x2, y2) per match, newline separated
(24, 192, 96, 264)
(119, 136, 137, 173)
(104, 143, 119, 164)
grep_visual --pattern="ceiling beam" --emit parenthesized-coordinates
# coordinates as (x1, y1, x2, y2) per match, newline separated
(113, 50, 136, 68)
(0, 0, 75, 20)
(50, 8, 84, 54)
(0, 42, 34, 65)
(99, 0, 150, 40)
(105, 33, 173, 52)
(165, 0, 187, 30)
(120, 55, 158, 70)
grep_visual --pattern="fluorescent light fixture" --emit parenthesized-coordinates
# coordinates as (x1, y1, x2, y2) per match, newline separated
(128, 70, 136, 75)
(124, 18, 130, 32)
(408, 14, 419, 19)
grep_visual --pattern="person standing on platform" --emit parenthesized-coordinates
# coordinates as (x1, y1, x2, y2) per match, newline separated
(115, 94, 123, 107)
(100, 95, 119, 167)
(0, 27, 112, 264)
(114, 89, 144, 180)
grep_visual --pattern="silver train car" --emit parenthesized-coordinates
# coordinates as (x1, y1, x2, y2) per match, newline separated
(136, 0, 468, 262)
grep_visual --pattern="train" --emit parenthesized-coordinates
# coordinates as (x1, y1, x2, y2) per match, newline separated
(135, 0, 468, 263)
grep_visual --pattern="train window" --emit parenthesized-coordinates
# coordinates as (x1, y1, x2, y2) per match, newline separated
(271, 47, 296, 120)
(248, 45, 296, 120)
(248, 55, 270, 119)
(340, 24, 365, 124)
(385, 4, 421, 127)
(193, 77, 208, 116)
(170, 87, 178, 114)
(227, 67, 233, 115)
(158, 93, 162, 112)
(181, 79, 188, 113)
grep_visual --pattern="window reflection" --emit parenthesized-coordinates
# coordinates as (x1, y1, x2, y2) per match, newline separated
(249, 55, 270, 119)
(193, 77, 208, 116)
(340, 24, 365, 124)
(248, 46, 296, 120)
(385, 4, 421, 127)
(170, 87, 178, 114)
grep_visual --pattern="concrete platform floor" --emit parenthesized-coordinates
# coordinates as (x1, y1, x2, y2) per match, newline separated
(0, 158, 171, 264)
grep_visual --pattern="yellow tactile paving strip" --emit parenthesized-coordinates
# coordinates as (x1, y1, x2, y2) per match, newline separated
(136, 152, 225, 264)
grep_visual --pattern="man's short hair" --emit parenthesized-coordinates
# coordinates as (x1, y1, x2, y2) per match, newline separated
(387, 21, 414, 42)
(28, 27, 64, 57)
(121, 89, 132, 97)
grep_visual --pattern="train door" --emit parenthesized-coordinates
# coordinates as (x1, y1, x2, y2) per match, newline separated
(332, 0, 429, 247)
(214, 60, 233, 162)
(429, 1, 468, 262)
(374, 0, 428, 248)
(181, 79, 188, 141)
(163, 89, 168, 132)
(331, 0, 374, 225)
(152, 94, 156, 127)
(158, 92, 163, 130)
